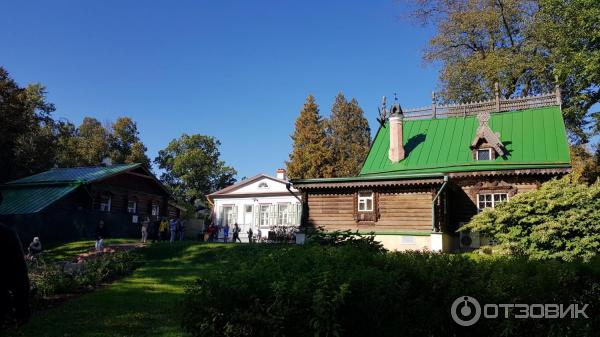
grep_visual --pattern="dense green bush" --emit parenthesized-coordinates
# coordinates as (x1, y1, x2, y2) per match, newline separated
(461, 175, 600, 261)
(28, 251, 141, 301)
(181, 245, 599, 337)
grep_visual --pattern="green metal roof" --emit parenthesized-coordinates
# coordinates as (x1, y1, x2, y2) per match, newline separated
(359, 106, 571, 176)
(0, 163, 142, 215)
(0, 184, 79, 215)
(7, 163, 140, 185)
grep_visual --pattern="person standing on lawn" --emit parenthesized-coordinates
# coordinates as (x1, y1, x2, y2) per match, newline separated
(223, 223, 230, 243)
(0, 223, 30, 327)
(178, 218, 185, 241)
(141, 216, 150, 243)
(169, 218, 178, 243)
(95, 220, 108, 252)
(247, 227, 253, 243)
(159, 217, 168, 241)
(232, 223, 242, 243)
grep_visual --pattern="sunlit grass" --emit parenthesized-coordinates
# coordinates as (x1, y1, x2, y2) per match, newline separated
(44, 238, 140, 261)
(8, 242, 237, 337)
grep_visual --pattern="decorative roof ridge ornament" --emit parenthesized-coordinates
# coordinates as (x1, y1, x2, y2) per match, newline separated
(471, 111, 506, 157)
(377, 96, 388, 127)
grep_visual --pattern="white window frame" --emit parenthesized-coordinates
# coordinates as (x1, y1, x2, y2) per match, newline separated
(358, 191, 374, 212)
(476, 148, 493, 161)
(127, 199, 137, 214)
(477, 193, 508, 211)
(278, 203, 290, 225)
(151, 202, 160, 217)
(259, 204, 270, 227)
(100, 195, 111, 212)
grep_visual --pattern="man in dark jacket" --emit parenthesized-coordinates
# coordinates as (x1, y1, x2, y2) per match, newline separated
(0, 222, 30, 326)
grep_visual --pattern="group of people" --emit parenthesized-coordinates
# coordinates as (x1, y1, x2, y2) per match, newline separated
(204, 223, 261, 243)
(150, 216, 185, 243)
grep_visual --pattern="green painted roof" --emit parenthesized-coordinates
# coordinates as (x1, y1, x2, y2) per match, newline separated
(7, 163, 141, 185)
(0, 185, 79, 215)
(0, 163, 142, 215)
(359, 106, 571, 176)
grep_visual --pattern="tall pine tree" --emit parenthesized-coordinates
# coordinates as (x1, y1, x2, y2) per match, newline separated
(286, 95, 332, 179)
(328, 93, 371, 177)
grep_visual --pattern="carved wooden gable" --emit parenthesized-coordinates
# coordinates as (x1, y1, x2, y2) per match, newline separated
(470, 111, 506, 157)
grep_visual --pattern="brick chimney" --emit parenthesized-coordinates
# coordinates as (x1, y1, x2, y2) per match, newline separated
(276, 168, 287, 180)
(388, 104, 405, 162)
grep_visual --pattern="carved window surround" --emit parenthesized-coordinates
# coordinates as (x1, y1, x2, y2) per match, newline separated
(353, 191, 380, 223)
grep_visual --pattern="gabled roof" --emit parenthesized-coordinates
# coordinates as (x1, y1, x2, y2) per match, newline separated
(208, 173, 297, 198)
(0, 163, 169, 215)
(359, 106, 570, 176)
(7, 163, 141, 185)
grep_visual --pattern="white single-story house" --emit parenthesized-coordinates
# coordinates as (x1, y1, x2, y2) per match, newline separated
(207, 169, 302, 241)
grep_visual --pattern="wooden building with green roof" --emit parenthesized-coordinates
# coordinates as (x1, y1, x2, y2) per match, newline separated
(291, 88, 571, 252)
(0, 162, 182, 243)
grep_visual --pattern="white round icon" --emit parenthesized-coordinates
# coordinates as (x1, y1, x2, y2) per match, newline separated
(451, 296, 481, 326)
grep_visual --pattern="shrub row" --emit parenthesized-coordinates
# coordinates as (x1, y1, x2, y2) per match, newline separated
(27, 251, 141, 302)
(181, 245, 599, 337)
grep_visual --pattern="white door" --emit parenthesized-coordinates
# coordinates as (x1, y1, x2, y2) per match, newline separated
(244, 204, 253, 230)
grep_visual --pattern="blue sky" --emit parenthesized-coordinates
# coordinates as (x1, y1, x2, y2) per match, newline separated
(2, 0, 440, 179)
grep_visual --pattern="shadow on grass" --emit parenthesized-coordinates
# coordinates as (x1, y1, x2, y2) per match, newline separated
(6, 242, 271, 337)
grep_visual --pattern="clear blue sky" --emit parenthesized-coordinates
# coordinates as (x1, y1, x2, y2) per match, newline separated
(3, 0, 440, 179)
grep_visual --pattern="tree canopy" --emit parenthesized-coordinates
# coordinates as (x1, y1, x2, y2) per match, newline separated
(328, 93, 371, 177)
(154, 134, 237, 205)
(286, 95, 333, 179)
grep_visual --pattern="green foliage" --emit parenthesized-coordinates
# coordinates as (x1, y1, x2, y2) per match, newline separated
(181, 245, 599, 337)
(409, 0, 600, 143)
(306, 228, 385, 252)
(287, 95, 333, 179)
(0, 67, 57, 182)
(461, 175, 600, 261)
(328, 93, 371, 177)
(154, 133, 237, 204)
(27, 251, 141, 301)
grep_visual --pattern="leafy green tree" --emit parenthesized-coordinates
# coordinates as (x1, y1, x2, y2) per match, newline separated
(75, 117, 110, 166)
(461, 175, 600, 261)
(328, 93, 371, 177)
(154, 134, 237, 204)
(0, 67, 57, 182)
(408, 0, 599, 143)
(286, 95, 333, 179)
(109, 117, 150, 167)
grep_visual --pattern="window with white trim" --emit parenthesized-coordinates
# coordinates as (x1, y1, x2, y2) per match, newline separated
(151, 202, 160, 216)
(477, 193, 508, 211)
(358, 191, 374, 212)
(100, 194, 111, 212)
(278, 203, 290, 225)
(476, 148, 492, 160)
(127, 198, 137, 213)
(259, 204, 270, 227)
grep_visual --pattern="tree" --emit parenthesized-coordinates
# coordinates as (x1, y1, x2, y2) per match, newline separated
(460, 175, 600, 261)
(0, 67, 57, 182)
(328, 93, 371, 177)
(109, 117, 151, 167)
(408, 0, 599, 143)
(154, 134, 237, 204)
(570, 144, 600, 184)
(75, 117, 110, 166)
(286, 95, 333, 179)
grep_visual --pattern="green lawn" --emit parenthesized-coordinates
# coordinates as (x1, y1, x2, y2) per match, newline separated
(9, 242, 237, 337)
(44, 238, 141, 261)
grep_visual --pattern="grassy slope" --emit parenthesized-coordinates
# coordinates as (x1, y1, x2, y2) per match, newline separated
(44, 239, 141, 261)
(10, 242, 235, 337)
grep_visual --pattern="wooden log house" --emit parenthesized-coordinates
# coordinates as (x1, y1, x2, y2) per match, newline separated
(291, 86, 571, 251)
(0, 163, 183, 243)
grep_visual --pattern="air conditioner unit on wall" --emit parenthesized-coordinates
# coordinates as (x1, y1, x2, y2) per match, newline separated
(459, 231, 480, 249)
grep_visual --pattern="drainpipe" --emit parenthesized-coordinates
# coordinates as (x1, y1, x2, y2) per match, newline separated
(432, 175, 449, 232)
